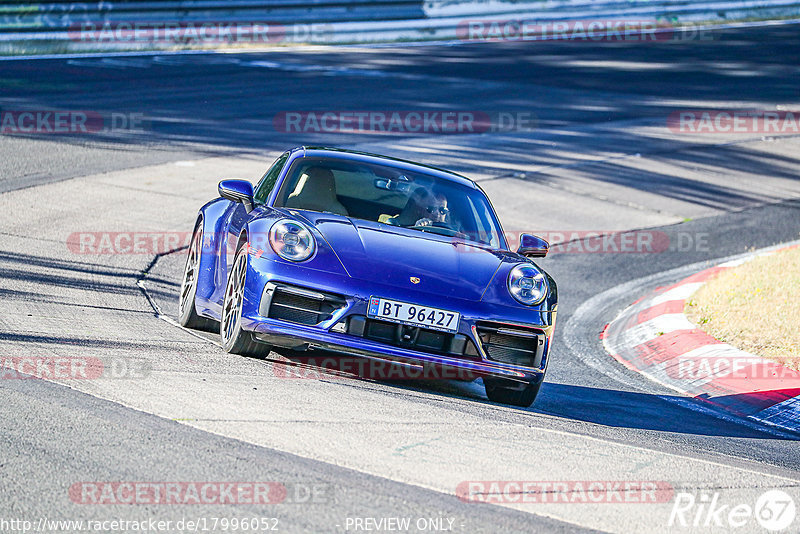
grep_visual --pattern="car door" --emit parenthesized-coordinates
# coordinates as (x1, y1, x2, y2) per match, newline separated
(215, 152, 291, 307)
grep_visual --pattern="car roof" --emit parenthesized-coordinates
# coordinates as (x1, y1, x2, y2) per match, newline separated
(293, 146, 477, 189)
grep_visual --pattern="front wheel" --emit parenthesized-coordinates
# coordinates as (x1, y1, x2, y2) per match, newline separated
(484, 378, 542, 407)
(178, 223, 216, 331)
(220, 242, 267, 357)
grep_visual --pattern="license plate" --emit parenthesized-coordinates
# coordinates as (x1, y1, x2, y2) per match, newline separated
(367, 297, 460, 333)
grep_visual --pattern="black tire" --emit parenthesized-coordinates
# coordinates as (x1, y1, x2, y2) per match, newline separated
(178, 223, 216, 331)
(484, 378, 542, 408)
(220, 241, 267, 357)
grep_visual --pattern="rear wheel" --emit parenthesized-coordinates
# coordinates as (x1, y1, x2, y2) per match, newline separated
(178, 224, 216, 331)
(484, 378, 542, 408)
(220, 242, 266, 357)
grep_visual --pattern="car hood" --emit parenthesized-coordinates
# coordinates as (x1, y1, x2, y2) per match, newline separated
(296, 212, 504, 300)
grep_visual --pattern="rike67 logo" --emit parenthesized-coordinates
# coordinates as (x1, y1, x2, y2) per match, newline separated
(669, 490, 796, 531)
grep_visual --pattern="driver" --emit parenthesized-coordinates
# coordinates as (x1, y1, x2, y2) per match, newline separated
(387, 187, 431, 227)
(415, 192, 450, 227)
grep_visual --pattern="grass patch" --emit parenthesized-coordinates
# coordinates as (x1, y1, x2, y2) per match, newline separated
(685, 246, 800, 371)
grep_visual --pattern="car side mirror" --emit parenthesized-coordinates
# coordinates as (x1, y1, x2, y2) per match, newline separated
(218, 179, 254, 213)
(517, 233, 549, 258)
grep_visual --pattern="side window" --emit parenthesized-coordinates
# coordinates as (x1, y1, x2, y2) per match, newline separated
(253, 152, 290, 204)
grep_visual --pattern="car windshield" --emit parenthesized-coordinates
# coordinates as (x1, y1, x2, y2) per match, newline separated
(273, 156, 504, 248)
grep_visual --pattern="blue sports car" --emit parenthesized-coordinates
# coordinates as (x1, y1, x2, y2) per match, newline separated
(178, 147, 557, 407)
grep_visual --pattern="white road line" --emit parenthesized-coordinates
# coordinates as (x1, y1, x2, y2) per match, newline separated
(621, 313, 697, 342)
(648, 282, 705, 306)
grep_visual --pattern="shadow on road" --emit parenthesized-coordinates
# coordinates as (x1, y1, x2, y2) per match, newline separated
(261, 351, 798, 440)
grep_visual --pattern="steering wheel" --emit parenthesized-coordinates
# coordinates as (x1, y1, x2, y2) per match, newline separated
(408, 224, 469, 240)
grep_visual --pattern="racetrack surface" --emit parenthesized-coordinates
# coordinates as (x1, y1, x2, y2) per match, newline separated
(1, 24, 800, 533)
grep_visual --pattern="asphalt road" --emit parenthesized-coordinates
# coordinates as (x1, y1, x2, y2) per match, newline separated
(1, 23, 800, 533)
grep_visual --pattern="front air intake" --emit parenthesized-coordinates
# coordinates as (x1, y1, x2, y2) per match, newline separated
(260, 283, 346, 326)
(475, 323, 546, 368)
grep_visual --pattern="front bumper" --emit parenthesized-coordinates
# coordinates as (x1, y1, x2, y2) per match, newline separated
(239, 255, 555, 385)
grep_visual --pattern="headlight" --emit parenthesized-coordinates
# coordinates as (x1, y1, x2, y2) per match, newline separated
(507, 263, 548, 306)
(269, 219, 316, 262)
